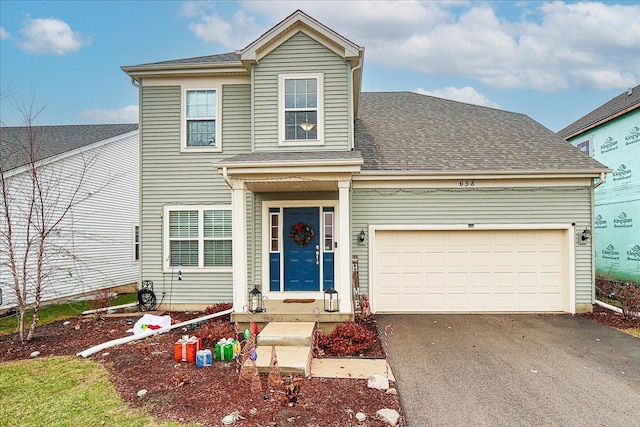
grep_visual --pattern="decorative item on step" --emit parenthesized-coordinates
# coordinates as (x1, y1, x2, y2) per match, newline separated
(215, 338, 239, 361)
(249, 285, 264, 313)
(324, 287, 339, 312)
(174, 335, 201, 363)
(196, 349, 213, 368)
(289, 222, 314, 246)
(361, 293, 371, 317)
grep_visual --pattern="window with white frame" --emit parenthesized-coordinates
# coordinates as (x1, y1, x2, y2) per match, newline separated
(184, 89, 218, 149)
(279, 73, 323, 143)
(166, 206, 231, 268)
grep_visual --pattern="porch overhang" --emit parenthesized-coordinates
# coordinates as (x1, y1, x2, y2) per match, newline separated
(215, 151, 364, 192)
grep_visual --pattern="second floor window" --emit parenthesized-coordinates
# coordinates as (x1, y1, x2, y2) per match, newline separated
(279, 73, 323, 144)
(186, 89, 217, 148)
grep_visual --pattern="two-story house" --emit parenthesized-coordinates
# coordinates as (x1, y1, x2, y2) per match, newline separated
(122, 10, 608, 316)
(558, 84, 640, 284)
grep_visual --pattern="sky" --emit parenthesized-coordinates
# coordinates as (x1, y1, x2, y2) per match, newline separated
(0, 0, 639, 132)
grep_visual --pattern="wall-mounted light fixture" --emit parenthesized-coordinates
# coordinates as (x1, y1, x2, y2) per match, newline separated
(358, 229, 366, 243)
(581, 228, 592, 242)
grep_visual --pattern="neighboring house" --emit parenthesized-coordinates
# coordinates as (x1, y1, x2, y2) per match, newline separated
(122, 10, 608, 315)
(0, 124, 139, 309)
(558, 85, 640, 284)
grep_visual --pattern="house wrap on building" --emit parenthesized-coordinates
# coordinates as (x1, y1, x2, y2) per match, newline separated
(559, 84, 640, 284)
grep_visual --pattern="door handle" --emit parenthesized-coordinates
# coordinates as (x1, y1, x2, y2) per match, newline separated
(316, 250, 320, 265)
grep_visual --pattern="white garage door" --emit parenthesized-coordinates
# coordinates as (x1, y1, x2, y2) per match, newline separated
(373, 229, 568, 313)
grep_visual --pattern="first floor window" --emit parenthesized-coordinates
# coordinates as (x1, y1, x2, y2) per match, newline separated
(167, 206, 231, 268)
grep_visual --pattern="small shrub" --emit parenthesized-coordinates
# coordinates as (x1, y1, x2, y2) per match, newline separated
(87, 290, 115, 311)
(617, 283, 640, 318)
(318, 321, 377, 356)
(204, 303, 233, 317)
(198, 321, 235, 348)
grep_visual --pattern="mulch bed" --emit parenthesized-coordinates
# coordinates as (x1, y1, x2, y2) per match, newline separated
(0, 310, 401, 427)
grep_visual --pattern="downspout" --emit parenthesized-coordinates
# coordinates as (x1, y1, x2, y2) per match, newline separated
(349, 57, 363, 151)
(591, 172, 606, 307)
(77, 308, 234, 357)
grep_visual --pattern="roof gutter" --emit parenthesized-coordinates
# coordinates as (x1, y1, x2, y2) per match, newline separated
(593, 172, 606, 188)
(349, 54, 364, 151)
(355, 168, 612, 180)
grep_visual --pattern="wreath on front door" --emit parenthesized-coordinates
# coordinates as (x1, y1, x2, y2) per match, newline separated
(289, 222, 315, 246)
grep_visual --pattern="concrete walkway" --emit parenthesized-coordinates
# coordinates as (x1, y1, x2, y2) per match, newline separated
(376, 313, 640, 426)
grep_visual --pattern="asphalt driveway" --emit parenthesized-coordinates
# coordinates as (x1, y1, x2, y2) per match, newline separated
(376, 313, 640, 426)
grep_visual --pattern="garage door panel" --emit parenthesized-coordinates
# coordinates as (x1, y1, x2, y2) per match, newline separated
(373, 229, 568, 313)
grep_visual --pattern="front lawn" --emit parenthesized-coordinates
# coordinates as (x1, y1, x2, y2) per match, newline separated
(0, 356, 193, 427)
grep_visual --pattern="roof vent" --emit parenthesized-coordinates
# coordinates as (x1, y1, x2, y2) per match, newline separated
(628, 87, 633, 96)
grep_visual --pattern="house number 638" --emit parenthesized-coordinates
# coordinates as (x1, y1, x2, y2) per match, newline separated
(459, 180, 475, 187)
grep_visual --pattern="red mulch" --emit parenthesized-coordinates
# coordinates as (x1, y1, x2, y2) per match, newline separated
(578, 304, 640, 330)
(0, 310, 401, 427)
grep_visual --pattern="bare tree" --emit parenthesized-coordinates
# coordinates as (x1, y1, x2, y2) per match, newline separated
(1, 97, 103, 342)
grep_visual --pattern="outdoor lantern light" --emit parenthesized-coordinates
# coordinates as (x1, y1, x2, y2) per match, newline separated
(324, 287, 338, 312)
(359, 229, 366, 243)
(581, 228, 592, 242)
(249, 285, 264, 313)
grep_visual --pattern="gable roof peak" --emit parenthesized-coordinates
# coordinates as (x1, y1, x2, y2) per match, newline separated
(237, 9, 363, 63)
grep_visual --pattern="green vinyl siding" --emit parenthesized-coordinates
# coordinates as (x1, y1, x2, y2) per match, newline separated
(253, 31, 350, 151)
(351, 185, 594, 305)
(139, 84, 251, 305)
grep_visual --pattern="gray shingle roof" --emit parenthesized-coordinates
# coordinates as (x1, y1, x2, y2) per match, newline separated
(130, 52, 241, 68)
(1, 124, 138, 171)
(220, 150, 363, 164)
(557, 84, 640, 138)
(355, 92, 608, 172)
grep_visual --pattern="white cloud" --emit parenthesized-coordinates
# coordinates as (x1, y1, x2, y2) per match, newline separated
(415, 86, 499, 108)
(195, 1, 639, 93)
(0, 27, 10, 39)
(182, 1, 261, 49)
(17, 17, 92, 55)
(78, 105, 139, 123)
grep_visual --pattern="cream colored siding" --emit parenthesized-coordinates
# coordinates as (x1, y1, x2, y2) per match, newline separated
(352, 186, 593, 305)
(139, 84, 251, 305)
(253, 32, 350, 151)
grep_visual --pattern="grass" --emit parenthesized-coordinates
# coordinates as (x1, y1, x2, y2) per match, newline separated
(0, 293, 138, 336)
(0, 356, 193, 427)
(620, 328, 640, 339)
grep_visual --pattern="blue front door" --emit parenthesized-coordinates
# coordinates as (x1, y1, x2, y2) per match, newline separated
(284, 207, 320, 291)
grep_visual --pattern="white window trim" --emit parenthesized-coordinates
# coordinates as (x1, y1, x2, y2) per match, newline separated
(163, 205, 232, 272)
(278, 73, 324, 146)
(181, 86, 222, 153)
(261, 200, 338, 299)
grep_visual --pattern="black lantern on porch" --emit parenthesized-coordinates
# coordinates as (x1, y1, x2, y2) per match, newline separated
(249, 285, 264, 313)
(324, 287, 338, 312)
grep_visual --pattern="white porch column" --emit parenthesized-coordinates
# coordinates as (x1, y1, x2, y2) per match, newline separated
(231, 179, 248, 313)
(338, 180, 352, 312)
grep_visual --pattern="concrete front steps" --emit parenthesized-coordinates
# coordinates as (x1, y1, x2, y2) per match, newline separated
(255, 321, 315, 377)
